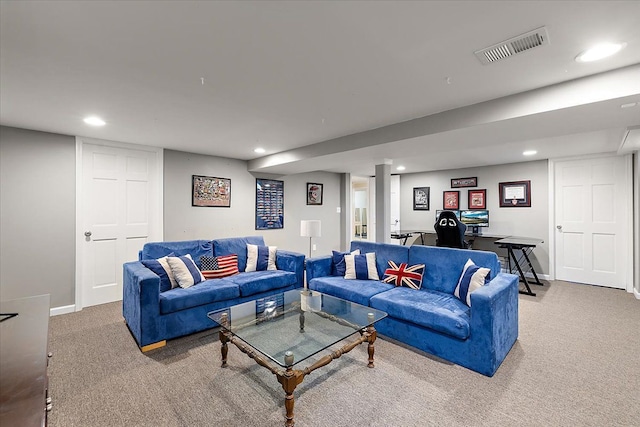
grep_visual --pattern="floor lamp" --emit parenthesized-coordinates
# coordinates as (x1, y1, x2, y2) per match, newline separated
(300, 220, 321, 292)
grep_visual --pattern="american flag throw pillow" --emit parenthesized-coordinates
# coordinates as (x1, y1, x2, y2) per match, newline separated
(382, 261, 425, 290)
(200, 254, 239, 279)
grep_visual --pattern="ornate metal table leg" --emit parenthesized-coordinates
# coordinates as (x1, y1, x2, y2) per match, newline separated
(299, 311, 305, 332)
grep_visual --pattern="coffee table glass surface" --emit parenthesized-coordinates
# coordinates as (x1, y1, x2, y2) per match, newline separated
(207, 289, 387, 368)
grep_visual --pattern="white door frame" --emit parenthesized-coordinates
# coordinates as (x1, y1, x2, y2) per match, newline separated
(75, 137, 164, 311)
(548, 153, 634, 292)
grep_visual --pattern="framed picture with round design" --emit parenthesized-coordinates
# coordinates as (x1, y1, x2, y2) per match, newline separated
(306, 182, 323, 205)
(443, 190, 459, 210)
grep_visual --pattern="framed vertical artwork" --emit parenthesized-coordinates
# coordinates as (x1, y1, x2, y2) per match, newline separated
(192, 175, 231, 207)
(468, 189, 487, 209)
(499, 180, 531, 207)
(306, 183, 323, 205)
(443, 190, 460, 210)
(413, 187, 430, 210)
(256, 178, 284, 229)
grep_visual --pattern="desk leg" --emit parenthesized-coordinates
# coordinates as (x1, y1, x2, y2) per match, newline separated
(420, 233, 425, 245)
(521, 248, 543, 286)
(508, 246, 536, 296)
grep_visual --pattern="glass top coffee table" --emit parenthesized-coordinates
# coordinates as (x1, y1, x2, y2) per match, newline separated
(208, 289, 387, 427)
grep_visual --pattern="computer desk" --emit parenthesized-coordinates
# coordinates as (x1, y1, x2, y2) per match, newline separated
(494, 236, 544, 296)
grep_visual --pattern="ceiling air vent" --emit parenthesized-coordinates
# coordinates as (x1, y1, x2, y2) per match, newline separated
(475, 27, 549, 65)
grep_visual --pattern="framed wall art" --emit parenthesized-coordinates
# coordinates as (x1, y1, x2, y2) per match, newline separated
(468, 189, 486, 209)
(256, 178, 284, 229)
(443, 190, 460, 210)
(451, 177, 477, 188)
(413, 187, 430, 210)
(192, 175, 231, 207)
(306, 183, 323, 205)
(499, 180, 531, 207)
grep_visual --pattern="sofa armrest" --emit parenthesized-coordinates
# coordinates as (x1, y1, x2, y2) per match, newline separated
(276, 250, 306, 288)
(306, 255, 333, 282)
(468, 272, 519, 371)
(123, 261, 162, 347)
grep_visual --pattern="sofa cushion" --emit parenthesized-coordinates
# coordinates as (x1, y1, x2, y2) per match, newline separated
(228, 270, 296, 297)
(167, 254, 206, 289)
(370, 287, 471, 340)
(382, 261, 425, 290)
(200, 254, 239, 279)
(141, 255, 177, 292)
(140, 240, 212, 268)
(331, 249, 360, 276)
(454, 259, 490, 306)
(159, 279, 240, 314)
(408, 245, 500, 294)
(213, 236, 265, 272)
(308, 276, 394, 307)
(344, 253, 379, 280)
(350, 241, 409, 279)
(246, 244, 277, 272)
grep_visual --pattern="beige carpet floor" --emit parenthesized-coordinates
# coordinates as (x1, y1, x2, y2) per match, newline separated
(47, 280, 640, 426)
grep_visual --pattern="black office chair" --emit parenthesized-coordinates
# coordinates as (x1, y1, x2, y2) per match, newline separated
(435, 211, 469, 249)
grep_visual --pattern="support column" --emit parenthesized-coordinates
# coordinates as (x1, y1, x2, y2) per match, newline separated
(375, 162, 391, 244)
(340, 173, 351, 251)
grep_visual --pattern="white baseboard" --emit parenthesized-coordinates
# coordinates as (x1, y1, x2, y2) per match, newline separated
(50, 304, 76, 316)
(634, 288, 640, 300)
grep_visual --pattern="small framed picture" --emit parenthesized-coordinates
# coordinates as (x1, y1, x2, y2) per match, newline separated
(499, 180, 531, 207)
(192, 175, 231, 207)
(443, 190, 460, 210)
(451, 177, 477, 188)
(468, 189, 486, 209)
(306, 183, 323, 205)
(413, 187, 430, 210)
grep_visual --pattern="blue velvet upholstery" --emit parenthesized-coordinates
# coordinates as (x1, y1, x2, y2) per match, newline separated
(123, 237, 305, 349)
(350, 241, 409, 279)
(308, 276, 394, 306)
(304, 241, 519, 377)
(370, 287, 470, 339)
(140, 240, 212, 269)
(159, 279, 240, 314)
(228, 270, 297, 297)
(213, 236, 265, 272)
(408, 245, 500, 294)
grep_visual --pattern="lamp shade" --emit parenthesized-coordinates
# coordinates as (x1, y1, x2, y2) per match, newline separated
(300, 220, 321, 237)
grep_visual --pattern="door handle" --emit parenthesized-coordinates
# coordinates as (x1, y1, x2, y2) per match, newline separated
(556, 225, 562, 231)
(84, 231, 92, 237)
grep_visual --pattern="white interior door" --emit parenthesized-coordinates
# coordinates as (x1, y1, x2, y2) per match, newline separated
(79, 141, 161, 308)
(554, 155, 630, 289)
(390, 175, 400, 231)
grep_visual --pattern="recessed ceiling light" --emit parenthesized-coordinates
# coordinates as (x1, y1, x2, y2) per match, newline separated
(575, 42, 626, 63)
(396, 165, 406, 171)
(523, 150, 537, 156)
(254, 147, 266, 154)
(83, 116, 105, 126)
(621, 102, 638, 109)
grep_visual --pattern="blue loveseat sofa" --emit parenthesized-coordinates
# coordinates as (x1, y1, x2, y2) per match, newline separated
(306, 241, 519, 376)
(123, 236, 305, 351)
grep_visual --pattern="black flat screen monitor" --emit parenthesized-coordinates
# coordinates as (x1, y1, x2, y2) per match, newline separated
(460, 210, 489, 228)
(435, 210, 460, 220)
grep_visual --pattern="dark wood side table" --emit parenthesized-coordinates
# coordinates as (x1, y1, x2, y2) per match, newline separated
(1, 294, 51, 426)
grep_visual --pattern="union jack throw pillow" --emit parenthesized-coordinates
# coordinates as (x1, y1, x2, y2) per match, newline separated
(200, 254, 239, 279)
(382, 261, 425, 290)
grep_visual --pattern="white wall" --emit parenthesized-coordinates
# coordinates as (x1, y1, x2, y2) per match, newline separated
(0, 126, 76, 307)
(400, 160, 549, 274)
(163, 149, 343, 257)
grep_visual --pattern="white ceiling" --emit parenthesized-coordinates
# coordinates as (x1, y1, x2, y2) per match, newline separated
(1, 1, 640, 177)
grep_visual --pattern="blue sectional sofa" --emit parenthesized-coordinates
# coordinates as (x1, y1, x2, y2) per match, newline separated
(123, 236, 305, 351)
(306, 241, 519, 376)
